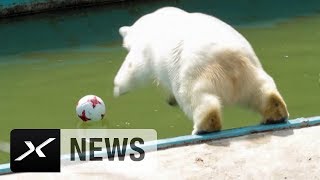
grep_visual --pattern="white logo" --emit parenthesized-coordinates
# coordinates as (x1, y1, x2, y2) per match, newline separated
(15, 138, 56, 161)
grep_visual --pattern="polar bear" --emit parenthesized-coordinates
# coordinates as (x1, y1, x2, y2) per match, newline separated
(114, 7, 289, 135)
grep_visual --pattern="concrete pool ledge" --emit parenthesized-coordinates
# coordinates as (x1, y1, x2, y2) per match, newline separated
(155, 116, 320, 150)
(1, 116, 320, 176)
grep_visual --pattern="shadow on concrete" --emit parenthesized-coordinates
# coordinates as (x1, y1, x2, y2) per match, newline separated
(205, 139, 231, 147)
(204, 127, 294, 148)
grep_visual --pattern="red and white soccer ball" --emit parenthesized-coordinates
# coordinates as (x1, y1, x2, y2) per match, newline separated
(76, 95, 106, 122)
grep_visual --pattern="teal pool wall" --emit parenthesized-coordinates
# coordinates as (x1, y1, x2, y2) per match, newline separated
(1, 0, 320, 57)
(0, 0, 125, 17)
(1, 0, 48, 6)
(1, 0, 320, 18)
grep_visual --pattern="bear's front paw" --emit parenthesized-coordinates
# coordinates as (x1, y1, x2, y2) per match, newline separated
(166, 95, 177, 106)
(261, 92, 289, 124)
(113, 85, 129, 97)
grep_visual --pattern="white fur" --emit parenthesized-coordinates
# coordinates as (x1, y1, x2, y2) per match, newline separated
(114, 7, 285, 134)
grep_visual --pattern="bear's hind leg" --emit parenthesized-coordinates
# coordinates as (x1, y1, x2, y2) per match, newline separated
(192, 95, 222, 135)
(259, 91, 289, 124)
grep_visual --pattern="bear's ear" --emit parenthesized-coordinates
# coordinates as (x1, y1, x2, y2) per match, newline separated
(119, 26, 130, 38)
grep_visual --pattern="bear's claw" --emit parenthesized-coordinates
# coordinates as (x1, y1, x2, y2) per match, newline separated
(263, 117, 288, 125)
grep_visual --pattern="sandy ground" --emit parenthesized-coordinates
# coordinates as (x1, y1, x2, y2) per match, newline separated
(3, 126, 320, 180)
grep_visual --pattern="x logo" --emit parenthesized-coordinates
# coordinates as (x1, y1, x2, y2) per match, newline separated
(15, 138, 56, 161)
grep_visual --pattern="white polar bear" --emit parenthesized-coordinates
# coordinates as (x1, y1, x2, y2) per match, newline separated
(114, 7, 289, 135)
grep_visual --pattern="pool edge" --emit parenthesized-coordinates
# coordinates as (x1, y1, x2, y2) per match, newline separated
(1, 116, 320, 175)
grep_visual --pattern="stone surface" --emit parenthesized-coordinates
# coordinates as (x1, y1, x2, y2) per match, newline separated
(3, 126, 320, 179)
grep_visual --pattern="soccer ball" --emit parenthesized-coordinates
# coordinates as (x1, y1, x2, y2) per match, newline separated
(76, 95, 106, 122)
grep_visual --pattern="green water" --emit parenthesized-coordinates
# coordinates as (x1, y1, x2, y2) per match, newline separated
(1, 1, 320, 164)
